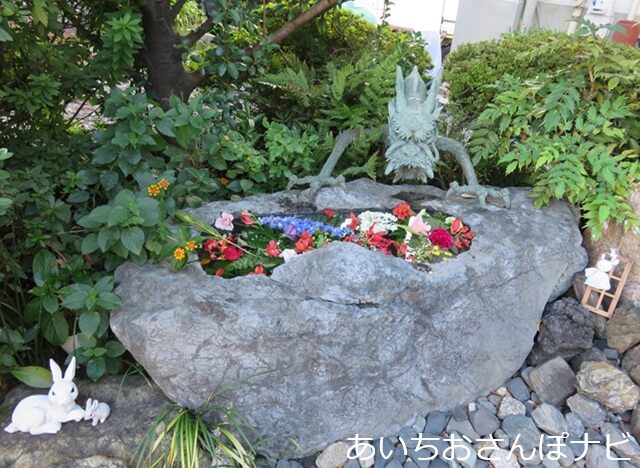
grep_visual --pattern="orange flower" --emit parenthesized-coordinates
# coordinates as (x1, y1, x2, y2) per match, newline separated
(294, 232, 314, 253)
(220, 177, 230, 186)
(157, 178, 170, 190)
(173, 247, 186, 261)
(147, 184, 161, 197)
(185, 240, 198, 252)
(265, 241, 280, 258)
(392, 202, 413, 221)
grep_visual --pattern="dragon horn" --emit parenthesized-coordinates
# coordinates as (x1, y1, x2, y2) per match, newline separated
(425, 69, 442, 113)
(395, 66, 408, 111)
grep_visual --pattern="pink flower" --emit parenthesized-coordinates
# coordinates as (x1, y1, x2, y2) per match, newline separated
(240, 211, 255, 225)
(214, 212, 234, 231)
(408, 210, 431, 235)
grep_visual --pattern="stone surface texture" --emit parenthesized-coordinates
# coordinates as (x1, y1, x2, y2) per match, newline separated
(0, 376, 171, 468)
(576, 361, 640, 413)
(607, 303, 640, 353)
(528, 357, 577, 406)
(528, 298, 596, 365)
(110, 180, 587, 457)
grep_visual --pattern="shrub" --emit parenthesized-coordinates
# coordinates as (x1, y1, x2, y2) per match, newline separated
(445, 30, 591, 119)
(468, 34, 640, 239)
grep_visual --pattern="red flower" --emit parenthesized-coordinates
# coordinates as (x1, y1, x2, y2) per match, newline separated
(253, 265, 265, 275)
(240, 211, 255, 225)
(392, 202, 413, 221)
(294, 232, 314, 253)
(394, 242, 408, 256)
(323, 208, 336, 220)
(451, 218, 462, 234)
(222, 245, 243, 261)
(215, 268, 225, 277)
(429, 228, 453, 249)
(204, 238, 218, 253)
(265, 240, 280, 258)
(348, 211, 360, 230)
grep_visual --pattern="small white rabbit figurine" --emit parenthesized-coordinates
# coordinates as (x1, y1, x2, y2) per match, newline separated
(4, 357, 85, 435)
(83, 398, 110, 426)
(584, 248, 620, 291)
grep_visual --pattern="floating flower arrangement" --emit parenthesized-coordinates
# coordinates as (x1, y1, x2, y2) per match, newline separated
(170, 203, 475, 278)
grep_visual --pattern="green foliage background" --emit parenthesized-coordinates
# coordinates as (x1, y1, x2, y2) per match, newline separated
(0, 0, 431, 385)
(446, 30, 640, 238)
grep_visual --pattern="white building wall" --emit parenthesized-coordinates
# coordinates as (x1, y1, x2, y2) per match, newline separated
(452, 0, 640, 49)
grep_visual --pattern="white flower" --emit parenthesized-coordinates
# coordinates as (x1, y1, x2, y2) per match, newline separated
(279, 249, 298, 263)
(358, 211, 398, 233)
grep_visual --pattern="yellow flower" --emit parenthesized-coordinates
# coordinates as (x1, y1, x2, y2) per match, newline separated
(157, 178, 170, 190)
(173, 247, 186, 261)
(223, 134, 230, 142)
(147, 184, 161, 197)
(185, 240, 198, 252)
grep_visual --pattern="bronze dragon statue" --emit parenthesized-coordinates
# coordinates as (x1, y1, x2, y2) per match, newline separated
(287, 66, 510, 209)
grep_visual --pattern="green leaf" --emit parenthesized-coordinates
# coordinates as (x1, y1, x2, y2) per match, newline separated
(86, 357, 106, 381)
(42, 312, 68, 345)
(97, 292, 122, 310)
(239, 179, 254, 192)
(42, 295, 58, 314)
(107, 205, 128, 227)
(608, 77, 620, 91)
(120, 226, 144, 255)
(0, 27, 13, 43)
(11, 366, 52, 388)
(79, 310, 100, 336)
(32, 0, 48, 27)
(105, 340, 126, 357)
(78, 205, 110, 228)
(0, 197, 13, 215)
(599, 204, 610, 224)
(156, 118, 175, 137)
(61, 284, 91, 310)
(33, 250, 58, 287)
(94, 276, 114, 293)
(81, 234, 99, 254)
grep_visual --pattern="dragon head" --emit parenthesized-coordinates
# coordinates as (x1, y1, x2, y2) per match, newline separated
(385, 66, 441, 182)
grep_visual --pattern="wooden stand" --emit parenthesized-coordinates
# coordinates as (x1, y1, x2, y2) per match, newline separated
(581, 256, 633, 318)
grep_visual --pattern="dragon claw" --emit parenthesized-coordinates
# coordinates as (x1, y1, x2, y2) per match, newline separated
(446, 183, 510, 209)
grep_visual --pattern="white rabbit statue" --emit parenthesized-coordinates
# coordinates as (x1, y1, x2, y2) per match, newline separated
(4, 357, 85, 435)
(584, 248, 620, 291)
(83, 398, 110, 426)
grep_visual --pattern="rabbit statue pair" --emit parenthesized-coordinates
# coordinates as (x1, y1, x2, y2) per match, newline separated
(4, 357, 110, 435)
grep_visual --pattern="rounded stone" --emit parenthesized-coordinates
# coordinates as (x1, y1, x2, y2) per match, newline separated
(498, 397, 527, 420)
(576, 361, 640, 413)
(531, 403, 568, 436)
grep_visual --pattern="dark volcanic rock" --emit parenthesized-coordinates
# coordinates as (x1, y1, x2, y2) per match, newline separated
(528, 298, 596, 365)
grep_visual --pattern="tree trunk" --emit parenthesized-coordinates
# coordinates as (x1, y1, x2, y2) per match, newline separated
(141, 0, 204, 108)
(142, 0, 339, 106)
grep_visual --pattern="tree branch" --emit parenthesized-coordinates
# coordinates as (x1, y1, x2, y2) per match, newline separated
(184, 17, 214, 47)
(268, 0, 339, 44)
(170, 0, 189, 20)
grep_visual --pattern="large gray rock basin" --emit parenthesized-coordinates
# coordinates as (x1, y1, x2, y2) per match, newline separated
(111, 179, 587, 457)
